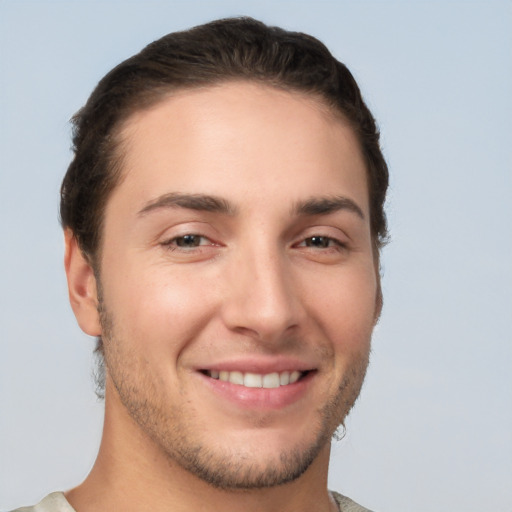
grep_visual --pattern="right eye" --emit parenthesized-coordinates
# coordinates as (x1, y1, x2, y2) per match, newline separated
(161, 234, 212, 250)
(175, 234, 207, 248)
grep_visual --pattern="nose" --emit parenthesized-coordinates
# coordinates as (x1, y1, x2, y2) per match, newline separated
(220, 244, 303, 344)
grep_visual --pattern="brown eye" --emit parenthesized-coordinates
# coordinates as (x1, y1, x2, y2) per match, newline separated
(160, 232, 221, 261)
(175, 234, 203, 247)
(304, 236, 332, 248)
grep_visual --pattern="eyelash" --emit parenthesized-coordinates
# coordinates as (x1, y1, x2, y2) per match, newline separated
(299, 235, 345, 249)
(295, 235, 347, 251)
(161, 234, 215, 251)
(161, 233, 347, 255)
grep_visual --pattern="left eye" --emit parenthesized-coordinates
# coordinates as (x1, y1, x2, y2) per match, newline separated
(299, 236, 340, 248)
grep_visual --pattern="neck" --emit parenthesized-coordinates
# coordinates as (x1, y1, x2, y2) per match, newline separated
(65, 388, 335, 512)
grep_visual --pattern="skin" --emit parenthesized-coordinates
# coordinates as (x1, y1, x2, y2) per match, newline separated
(64, 82, 381, 512)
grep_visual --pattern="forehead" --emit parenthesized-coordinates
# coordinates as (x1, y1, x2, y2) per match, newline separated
(112, 81, 369, 214)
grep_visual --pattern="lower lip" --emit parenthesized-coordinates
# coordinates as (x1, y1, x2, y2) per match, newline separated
(198, 372, 314, 410)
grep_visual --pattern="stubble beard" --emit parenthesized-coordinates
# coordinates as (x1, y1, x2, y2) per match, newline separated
(98, 302, 370, 491)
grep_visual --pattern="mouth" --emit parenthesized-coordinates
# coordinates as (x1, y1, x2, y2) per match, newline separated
(201, 369, 310, 389)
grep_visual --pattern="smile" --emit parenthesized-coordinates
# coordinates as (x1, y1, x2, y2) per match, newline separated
(203, 370, 306, 388)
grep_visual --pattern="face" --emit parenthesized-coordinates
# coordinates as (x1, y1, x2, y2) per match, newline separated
(91, 82, 379, 488)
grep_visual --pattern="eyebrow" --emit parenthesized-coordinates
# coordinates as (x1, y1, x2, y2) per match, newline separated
(138, 192, 364, 220)
(293, 196, 365, 219)
(138, 192, 236, 217)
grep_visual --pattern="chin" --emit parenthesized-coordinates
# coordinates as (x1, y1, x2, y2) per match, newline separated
(167, 429, 331, 490)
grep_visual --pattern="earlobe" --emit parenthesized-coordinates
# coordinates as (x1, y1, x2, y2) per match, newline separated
(64, 229, 102, 336)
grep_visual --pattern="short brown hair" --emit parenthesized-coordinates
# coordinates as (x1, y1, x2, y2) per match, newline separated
(60, 16, 388, 266)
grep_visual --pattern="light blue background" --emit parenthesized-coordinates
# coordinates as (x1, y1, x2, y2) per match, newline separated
(1, 1, 511, 511)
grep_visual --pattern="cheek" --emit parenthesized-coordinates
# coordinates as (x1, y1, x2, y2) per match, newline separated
(102, 260, 219, 356)
(303, 264, 378, 349)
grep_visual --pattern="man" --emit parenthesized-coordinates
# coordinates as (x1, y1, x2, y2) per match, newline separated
(13, 17, 388, 512)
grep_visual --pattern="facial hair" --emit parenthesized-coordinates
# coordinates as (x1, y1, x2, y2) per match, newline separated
(98, 298, 370, 490)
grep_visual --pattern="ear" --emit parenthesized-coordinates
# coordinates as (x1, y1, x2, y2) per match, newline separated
(374, 280, 383, 325)
(64, 229, 102, 336)
(373, 252, 383, 325)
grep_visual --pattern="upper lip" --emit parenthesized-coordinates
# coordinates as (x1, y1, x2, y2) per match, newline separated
(194, 356, 317, 374)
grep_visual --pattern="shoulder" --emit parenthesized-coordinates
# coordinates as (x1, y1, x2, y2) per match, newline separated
(331, 491, 375, 512)
(9, 493, 76, 512)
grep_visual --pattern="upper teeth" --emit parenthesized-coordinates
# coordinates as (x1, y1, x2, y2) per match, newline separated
(206, 370, 303, 388)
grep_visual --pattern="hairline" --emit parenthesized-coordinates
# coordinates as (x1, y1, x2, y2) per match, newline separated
(87, 78, 373, 270)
